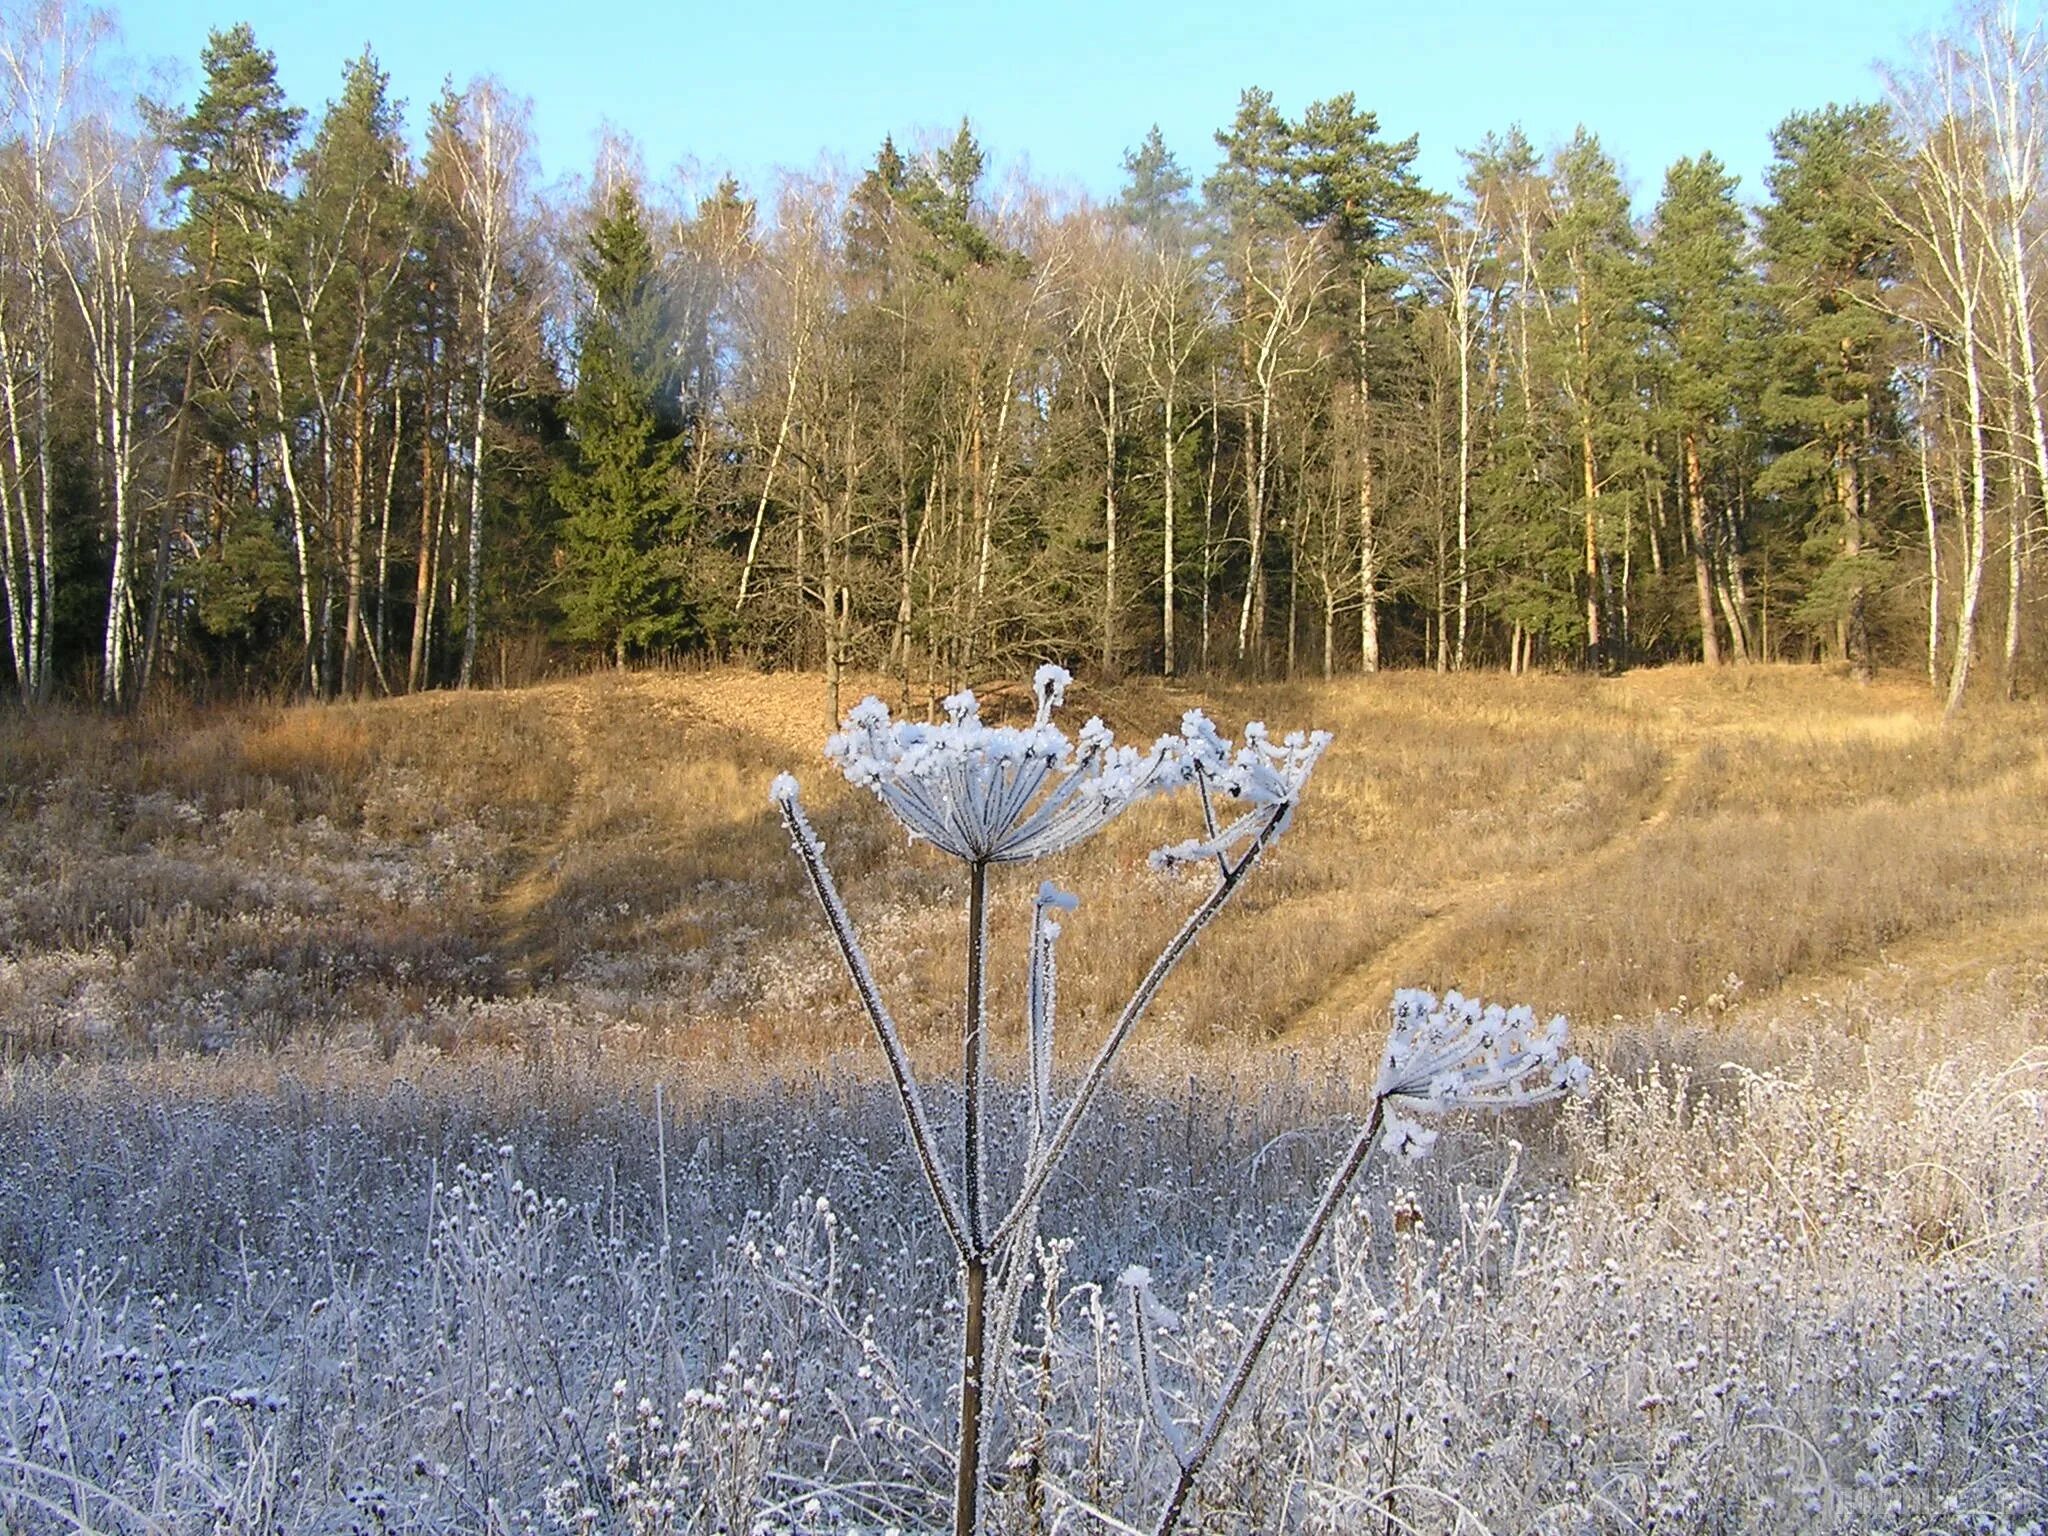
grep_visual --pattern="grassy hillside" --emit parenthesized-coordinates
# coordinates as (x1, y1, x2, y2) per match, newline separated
(2, 663, 2043, 1066)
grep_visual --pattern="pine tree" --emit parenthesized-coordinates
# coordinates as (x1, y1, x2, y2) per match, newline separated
(150, 24, 304, 687)
(1758, 104, 1906, 676)
(1649, 152, 1759, 664)
(1548, 131, 1645, 668)
(1463, 128, 1579, 666)
(295, 49, 415, 694)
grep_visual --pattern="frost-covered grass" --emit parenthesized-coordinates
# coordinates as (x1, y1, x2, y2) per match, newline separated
(0, 1007, 2042, 1533)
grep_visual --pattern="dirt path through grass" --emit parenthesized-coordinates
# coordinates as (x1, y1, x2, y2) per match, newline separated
(488, 683, 605, 984)
(1284, 722, 1702, 1039)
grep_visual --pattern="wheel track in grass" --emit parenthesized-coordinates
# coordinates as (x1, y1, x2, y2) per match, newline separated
(482, 668, 870, 985)
(1281, 703, 2048, 1044)
(1281, 725, 1705, 1042)
(488, 680, 604, 986)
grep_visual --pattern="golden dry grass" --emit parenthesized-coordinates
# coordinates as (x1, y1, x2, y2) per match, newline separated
(2, 661, 2043, 1066)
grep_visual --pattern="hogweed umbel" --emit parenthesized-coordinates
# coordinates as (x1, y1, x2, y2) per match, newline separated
(819, 664, 1173, 863)
(775, 676, 1586, 1536)
(773, 668, 1326, 1536)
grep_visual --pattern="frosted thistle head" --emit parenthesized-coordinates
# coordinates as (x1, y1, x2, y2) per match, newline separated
(1375, 989, 1590, 1159)
(820, 664, 1189, 864)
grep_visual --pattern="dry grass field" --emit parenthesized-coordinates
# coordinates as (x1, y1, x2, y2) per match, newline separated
(4, 662, 2043, 1064)
(0, 664, 2044, 1532)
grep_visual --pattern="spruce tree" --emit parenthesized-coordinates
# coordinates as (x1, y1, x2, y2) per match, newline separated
(555, 185, 686, 665)
(1119, 125, 1195, 240)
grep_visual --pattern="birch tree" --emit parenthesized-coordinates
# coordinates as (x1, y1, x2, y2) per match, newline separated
(1887, 35, 2001, 711)
(1959, 3, 2048, 695)
(431, 77, 531, 688)
(1423, 191, 1489, 668)
(0, 0, 107, 703)
(1072, 222, 1140, 672)
(58, 111, 166, 703)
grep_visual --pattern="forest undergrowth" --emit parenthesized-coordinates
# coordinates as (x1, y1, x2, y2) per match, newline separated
(0, 664, 2044, 1531)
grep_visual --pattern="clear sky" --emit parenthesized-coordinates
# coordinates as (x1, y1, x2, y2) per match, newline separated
(118, 0, 1952, 213)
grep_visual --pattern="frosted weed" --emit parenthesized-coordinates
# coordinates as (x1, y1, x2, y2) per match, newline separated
(774, 667, 1585, 1535)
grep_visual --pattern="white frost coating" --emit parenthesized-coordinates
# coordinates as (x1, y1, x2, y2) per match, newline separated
(768, 772, 800, 805)
(1380, 1110, 1440, 1162)
(773, 667, 1336, 1532)
(1373, 989, 1591, 1161)
(823, 674, 1198, 864)
(1121, 1264, 1189, 1464)
(1033, 662, 1071, 712)
(1119, 1264, 1181, 1330)
(1025, 884, 1070, 1149)
(1149, 724, 1333, 870)
(1035, 881, 1080, 913)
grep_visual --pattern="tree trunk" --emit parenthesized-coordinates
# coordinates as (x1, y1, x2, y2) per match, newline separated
(141, 232, 220, 702)
(737, 319, 802, 611)
(1453, 273, 1471, 671)
(1161, 383, 1176, 676)
(1103, 374, 1118, 673)
(342, 350, 368, 696)
(1581, 415, 1602, 669)
(1838, 435, 1869, 680)
(1357, 373, 1379, 673)
(459, 264, 495, 690)
(1236, 393, 1267, 665)
(1684, 431, 1721, 666)
(373, 385, 401, 675)
(1201, 390, 1218, 674)
(408, 376, 438, 693)
(1921, 403, 1942, 688)
(1948, 324, 1991, 715)
(255, 283, 320, 694)
(2004, 458, 2024, 698)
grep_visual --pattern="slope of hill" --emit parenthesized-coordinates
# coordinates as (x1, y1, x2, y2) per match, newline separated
(1, 665, 2044, 1533)
(2, 663, 2042, 1064)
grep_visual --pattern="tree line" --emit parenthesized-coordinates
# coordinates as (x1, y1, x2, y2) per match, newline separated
(2, 0, 2044, 713)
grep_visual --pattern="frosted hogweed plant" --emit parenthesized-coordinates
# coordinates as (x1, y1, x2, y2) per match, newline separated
(1135, 985, 1590, 1533)
(773, 667, 1585, 1535)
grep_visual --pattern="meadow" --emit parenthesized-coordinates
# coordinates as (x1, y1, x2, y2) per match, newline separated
(0, 665, 2043, 1532)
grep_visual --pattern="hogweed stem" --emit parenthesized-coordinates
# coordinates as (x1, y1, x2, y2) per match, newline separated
(775, 671, 1332, 1536)
(772, 777, 967, 1254)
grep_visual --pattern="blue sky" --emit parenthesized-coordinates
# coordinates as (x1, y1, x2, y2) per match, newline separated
(120, 0, 1950, 212)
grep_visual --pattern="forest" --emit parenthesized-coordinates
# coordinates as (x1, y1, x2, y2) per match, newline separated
(1, 2, 2044, 712)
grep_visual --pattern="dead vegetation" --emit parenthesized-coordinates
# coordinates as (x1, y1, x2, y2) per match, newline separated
(4, 662, 2043, 1067)
(2, 666, 2046, 1532)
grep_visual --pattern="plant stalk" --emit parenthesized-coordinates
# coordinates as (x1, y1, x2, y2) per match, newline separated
(955, 858, 991, 1536)
(1152, 1095, 1387, 1536)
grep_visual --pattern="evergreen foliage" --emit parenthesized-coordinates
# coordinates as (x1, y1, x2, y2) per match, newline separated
(555, 186, 688, 664)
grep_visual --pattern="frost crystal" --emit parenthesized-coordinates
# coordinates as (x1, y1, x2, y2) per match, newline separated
(1374, 989, 1590, 1161)
(1148, 719, 1332, 870)
(1380, 1111, 1440, 1162)
(822, 667, 1279, 865)
(771, 671, 1367, 1534)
